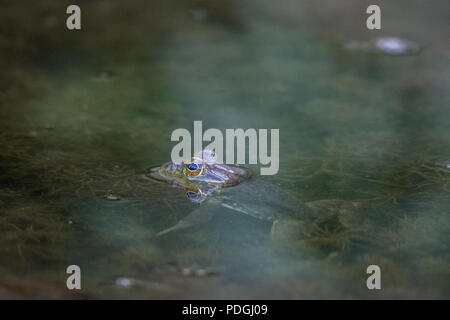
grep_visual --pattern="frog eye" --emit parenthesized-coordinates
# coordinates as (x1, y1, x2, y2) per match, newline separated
(184, 162, 203, 176)
(187, 163, 198, 171)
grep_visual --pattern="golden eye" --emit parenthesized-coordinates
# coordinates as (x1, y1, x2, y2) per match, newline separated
(184, 162, 203, 176)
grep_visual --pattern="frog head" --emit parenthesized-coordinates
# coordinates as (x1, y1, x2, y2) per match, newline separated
(147, 150, 248, 202)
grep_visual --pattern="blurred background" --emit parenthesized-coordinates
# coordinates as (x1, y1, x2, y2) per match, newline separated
(0, 0, 449, 299)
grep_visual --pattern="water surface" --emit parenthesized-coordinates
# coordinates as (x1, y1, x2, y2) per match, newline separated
(0, 0, 449, 298)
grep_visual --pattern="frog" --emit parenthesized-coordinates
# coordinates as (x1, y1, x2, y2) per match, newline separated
(148, 150, 248, 203)
(147, 150, 355, 241)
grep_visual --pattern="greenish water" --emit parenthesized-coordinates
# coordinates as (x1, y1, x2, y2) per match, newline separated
(0, 0, 449, 299)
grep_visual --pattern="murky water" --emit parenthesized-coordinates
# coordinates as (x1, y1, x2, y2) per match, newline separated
(1, 0, 449, 299)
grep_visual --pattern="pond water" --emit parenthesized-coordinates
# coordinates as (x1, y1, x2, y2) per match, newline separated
(0, 0, 449, 299)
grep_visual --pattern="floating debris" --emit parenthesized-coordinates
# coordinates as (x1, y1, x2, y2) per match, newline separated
(104, 193, 121, 201)
(28, 130, 39, 137)
(190, 8, 208, 22)
(345, 37, 421, 55)
(180, 267, 218, 277)
(113, 277, 171, 292)
(373, 37, 421, 55)
(115, 277, 134, 288)
(92, 70, 116, 82)
(422, 161, 450, 172)
(435, 161, 450, 171)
